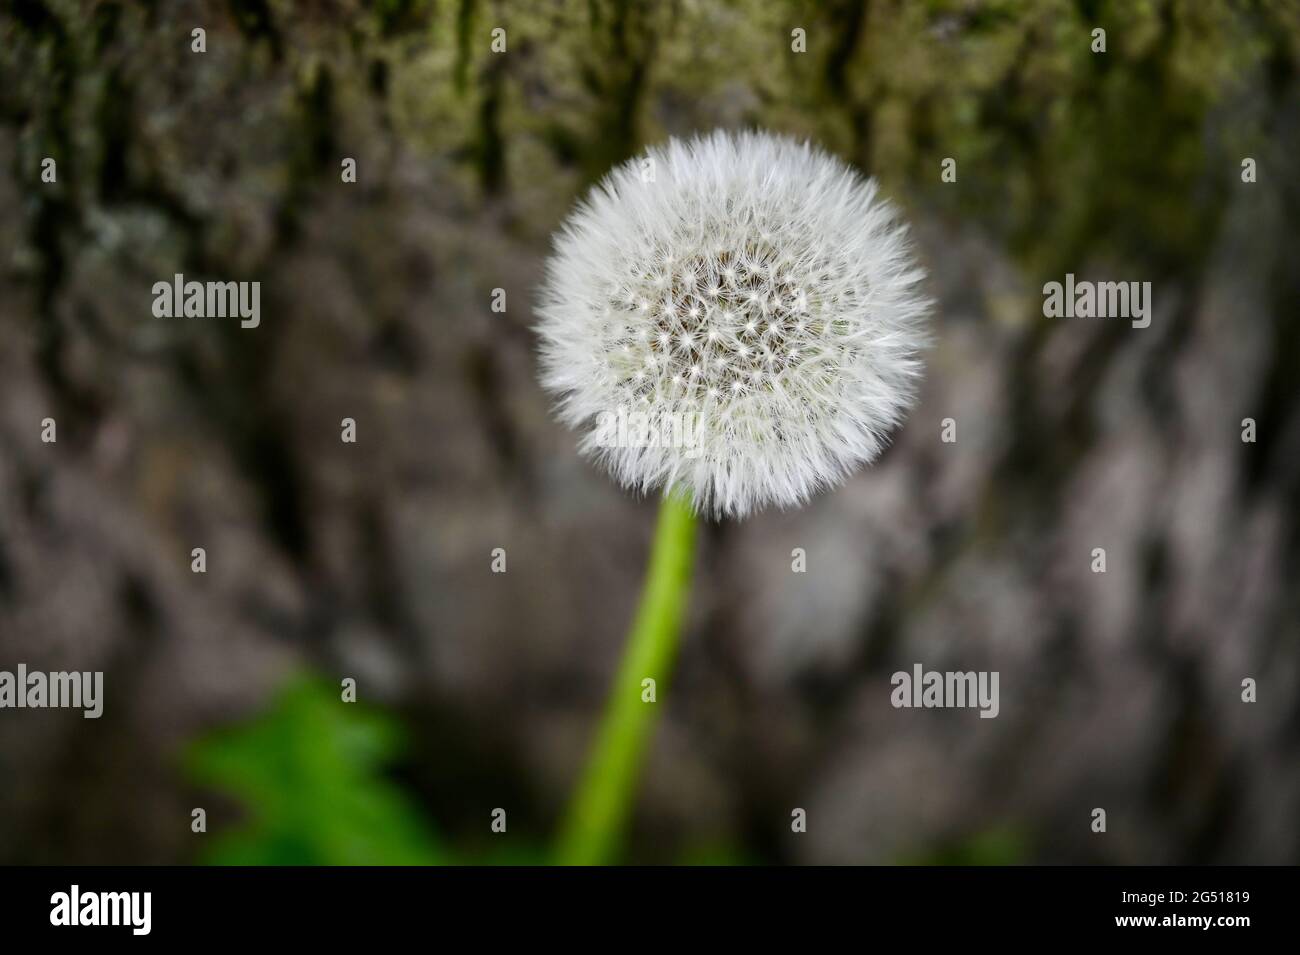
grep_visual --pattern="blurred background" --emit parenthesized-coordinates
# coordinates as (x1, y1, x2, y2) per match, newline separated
(1, 0, 1297, 865)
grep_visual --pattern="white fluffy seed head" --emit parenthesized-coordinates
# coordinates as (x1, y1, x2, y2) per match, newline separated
(535, 129, 930, 518)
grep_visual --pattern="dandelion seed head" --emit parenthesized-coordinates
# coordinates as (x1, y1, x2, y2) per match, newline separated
(536, 129, 930, 517)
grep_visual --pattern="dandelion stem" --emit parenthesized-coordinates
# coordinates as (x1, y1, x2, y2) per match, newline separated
(555, 492, 698, 865)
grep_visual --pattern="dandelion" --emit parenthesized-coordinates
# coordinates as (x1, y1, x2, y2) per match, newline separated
(542, 130, 930, 865)
(536, 129, 930, 519)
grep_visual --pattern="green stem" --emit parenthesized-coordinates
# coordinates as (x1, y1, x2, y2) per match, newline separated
(554, 492, 698, 866)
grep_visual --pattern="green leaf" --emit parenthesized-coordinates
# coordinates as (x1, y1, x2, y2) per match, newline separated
(185, 676, 446, 866)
